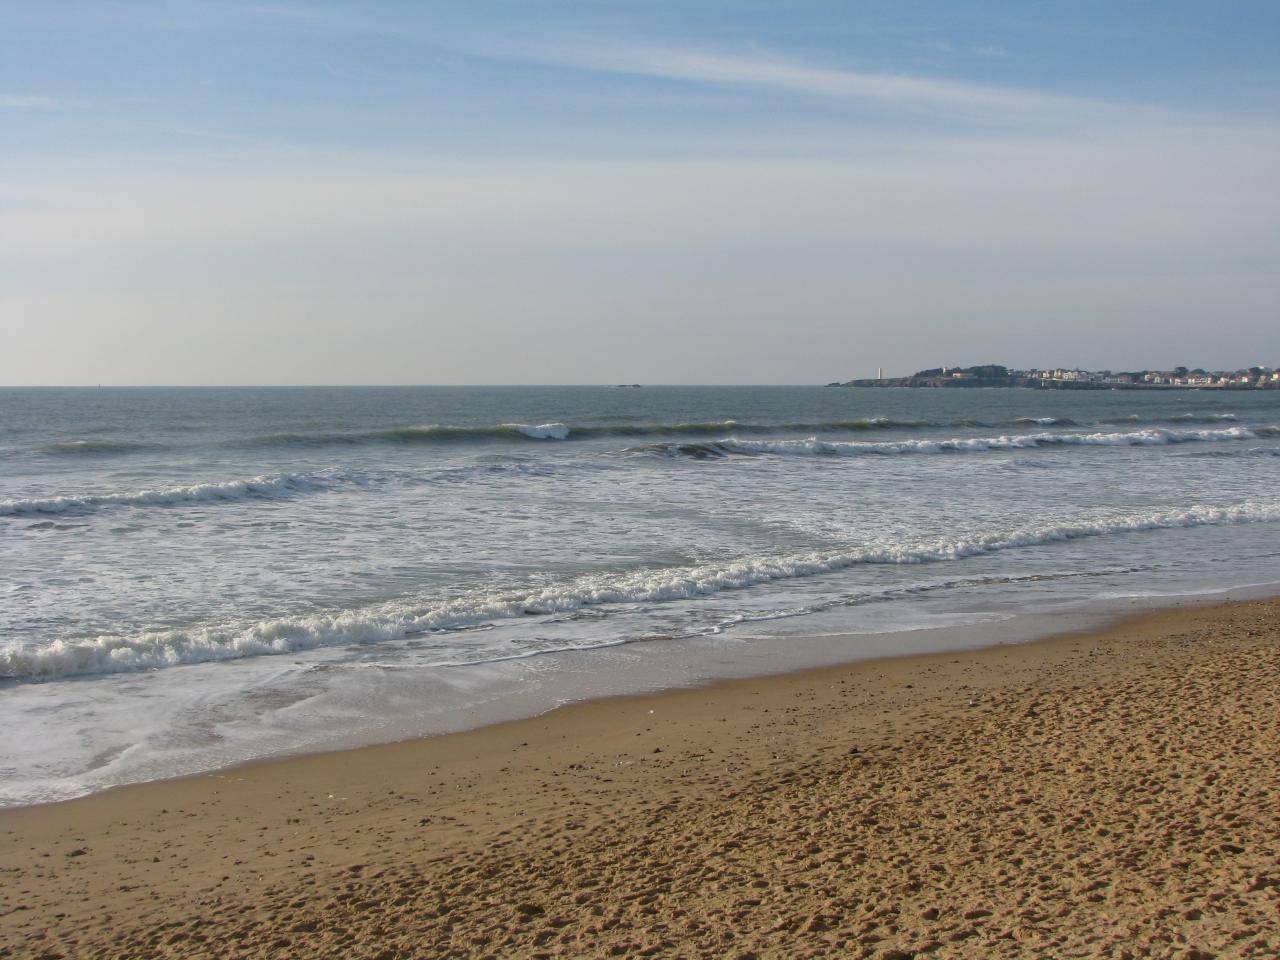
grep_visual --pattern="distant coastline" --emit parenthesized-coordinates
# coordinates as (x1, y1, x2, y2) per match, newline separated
(829, 363, 1280, 390)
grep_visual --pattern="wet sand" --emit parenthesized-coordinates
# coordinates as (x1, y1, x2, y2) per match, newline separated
(2, 598, 1278, 959)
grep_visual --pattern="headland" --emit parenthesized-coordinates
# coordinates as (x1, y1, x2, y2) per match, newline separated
(830, 363, 1280, 389)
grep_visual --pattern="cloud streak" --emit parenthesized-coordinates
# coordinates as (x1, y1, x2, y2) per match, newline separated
(479, 35, 1089, 120)
(0, 93, 72, 110)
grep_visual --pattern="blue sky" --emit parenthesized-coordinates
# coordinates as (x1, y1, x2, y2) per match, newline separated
(3, 2, 1278, 383)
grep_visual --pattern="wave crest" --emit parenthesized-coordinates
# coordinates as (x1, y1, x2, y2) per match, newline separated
(248, 422, 571, 446)
(6, 499, 1278, 681)
(636, 426, 1264, 458)
(39, 440, 164, 456)
(0, 471, 350, 517)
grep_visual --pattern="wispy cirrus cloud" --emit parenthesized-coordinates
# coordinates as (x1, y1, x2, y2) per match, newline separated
(1, 93, 74, 110)
(912, 40, 1010, 59)
(215, 6, 1058, 117)
(475, 34, 1084, 119)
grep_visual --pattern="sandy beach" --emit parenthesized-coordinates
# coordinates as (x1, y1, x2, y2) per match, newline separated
(2, 597, 1278, 959)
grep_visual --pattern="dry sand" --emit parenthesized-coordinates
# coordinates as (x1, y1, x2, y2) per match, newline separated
(2, 598, 1278, 959)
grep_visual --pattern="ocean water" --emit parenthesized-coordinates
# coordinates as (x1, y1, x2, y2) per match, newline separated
(3, 385, 1279, 805)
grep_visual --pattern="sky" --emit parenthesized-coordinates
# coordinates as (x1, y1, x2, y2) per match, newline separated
(2, 1, 1278, 384)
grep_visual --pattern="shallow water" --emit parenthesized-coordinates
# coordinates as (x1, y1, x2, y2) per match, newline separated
(3, 385, 1279, 804)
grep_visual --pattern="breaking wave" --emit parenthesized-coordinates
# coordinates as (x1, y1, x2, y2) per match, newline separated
(637, 426, 1272, 459)
(237, 419, 938, 447)
(232, 416, 1211, 449)
(1101, 413, 1239, 425)
(0, 471, 355, 517)
(24, 415, 1268, 455)
(7, 499, 1278, 680)
(1169, 412, 1238, 422)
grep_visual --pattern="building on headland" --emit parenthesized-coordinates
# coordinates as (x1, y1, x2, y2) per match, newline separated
(828, 364, 1280, 389)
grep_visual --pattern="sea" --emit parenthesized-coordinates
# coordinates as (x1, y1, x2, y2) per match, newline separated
(3, 385, 1279, 806)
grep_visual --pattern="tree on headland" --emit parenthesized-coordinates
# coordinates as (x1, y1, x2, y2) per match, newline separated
(910, 364, 1009, 379)
(966, 364, 1009, 379)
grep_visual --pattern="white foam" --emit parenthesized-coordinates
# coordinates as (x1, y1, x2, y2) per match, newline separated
(714, 426, 1259, 457)
(503, 422, 570, 440)
(7, 498, 1278, 681)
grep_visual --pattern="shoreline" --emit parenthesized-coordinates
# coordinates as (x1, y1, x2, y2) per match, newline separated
(7, 579, 1277, 811)
(3, 595, 1278, 957)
